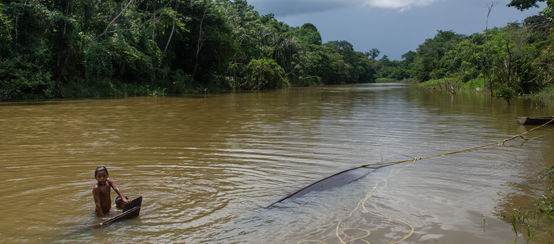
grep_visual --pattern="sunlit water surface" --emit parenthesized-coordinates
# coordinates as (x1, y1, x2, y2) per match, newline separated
(0, 84, 553, 243)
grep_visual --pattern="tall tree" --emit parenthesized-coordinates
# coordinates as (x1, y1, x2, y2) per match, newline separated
(366, 48, 380, 60)
(507, 0, 546, 10)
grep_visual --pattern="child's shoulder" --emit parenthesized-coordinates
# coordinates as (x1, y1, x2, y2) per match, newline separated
(106, 178, 114, 185)
(93, 182, 109, 191)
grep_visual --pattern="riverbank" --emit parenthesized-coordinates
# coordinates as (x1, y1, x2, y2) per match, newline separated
(506, 166, 554, 242)
(2, 77, 378, 102)
(417, 76, 554, 242)
(375, 77, 417, 83)
(418, 77, 554, 100)
(533, 83, 554, 100)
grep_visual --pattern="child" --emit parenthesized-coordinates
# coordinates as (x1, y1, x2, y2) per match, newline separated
(92, 166, 129, 218)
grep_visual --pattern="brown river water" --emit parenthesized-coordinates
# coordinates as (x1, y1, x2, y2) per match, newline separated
(0, 83, 553, 243)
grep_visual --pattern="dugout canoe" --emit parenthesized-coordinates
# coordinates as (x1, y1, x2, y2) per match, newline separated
(90, 196, 142, 228)
(517, 116, 554, 125)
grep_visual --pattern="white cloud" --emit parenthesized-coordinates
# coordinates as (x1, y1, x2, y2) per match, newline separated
(363, 0, 438, 10)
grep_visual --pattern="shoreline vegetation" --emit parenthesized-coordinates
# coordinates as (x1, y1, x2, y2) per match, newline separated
(373, 0, 553, 103)
(507, 166, 554, 243)
(0, 0, 551, 102)
(0, 0, 377, 100)
(417, 77, 554, 100)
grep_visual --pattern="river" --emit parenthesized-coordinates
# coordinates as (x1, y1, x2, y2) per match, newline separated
(0, 83, 553, 243)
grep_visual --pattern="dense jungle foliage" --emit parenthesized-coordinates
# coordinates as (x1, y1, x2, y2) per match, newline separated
(376, 0, 553, 100)
(0, 0, 376, 99)
(0, 0, 552, 100)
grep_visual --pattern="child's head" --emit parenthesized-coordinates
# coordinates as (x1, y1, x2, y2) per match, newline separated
(115, 195, 129, 209)
(95, 166, 109, 177)
(94, 166, 109, 184)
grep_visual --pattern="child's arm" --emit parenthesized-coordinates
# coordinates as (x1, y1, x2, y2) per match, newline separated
(108, 178, 129, 204)
(92, 186, 106, 218)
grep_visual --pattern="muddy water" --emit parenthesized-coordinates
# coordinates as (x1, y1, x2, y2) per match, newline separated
(0, 84, 552, 243)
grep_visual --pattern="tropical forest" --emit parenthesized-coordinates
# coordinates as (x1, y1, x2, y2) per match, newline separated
(1, 0, 551, 100)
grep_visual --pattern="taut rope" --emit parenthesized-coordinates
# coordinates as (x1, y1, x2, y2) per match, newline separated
(298, 118, 554, 244)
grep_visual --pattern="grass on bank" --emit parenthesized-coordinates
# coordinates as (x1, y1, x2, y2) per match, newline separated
(533, 83, 554, 99)
(418, 77, 486, 91)
(418, 77, 451, 86)
(418, 77, 554, 100)
(510, 167, 554, 243)
(375, 77, 397, 83)
(375, 77, 417, 83)
(461, 78, 486, 90)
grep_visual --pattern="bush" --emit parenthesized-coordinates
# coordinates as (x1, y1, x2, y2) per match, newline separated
(462, 78, 486, 90)
(243, 58, 289, 90)
(494, 84, 516, 103)
(0, 57, 56, 100)
(168, 69, 192, 94)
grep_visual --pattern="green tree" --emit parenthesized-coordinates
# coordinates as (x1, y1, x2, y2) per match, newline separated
(366, 48, 380, 60)
(507, 0, 546, 10)
(408, 30, 465, 81)
(297, 23, 322, 45)
(0, 0, 382, 99)
(243, 57, 289, 90)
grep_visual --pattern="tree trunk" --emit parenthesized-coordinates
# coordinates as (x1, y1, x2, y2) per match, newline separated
(96, 0, 134, 39)
(159, 20, 175, 67)
(14, 16, 18, 44)
(505, 41, 512, 88)
(192, 7, 208, 81)
(485, 1, 495, 96)
(159, 2, 179, 69)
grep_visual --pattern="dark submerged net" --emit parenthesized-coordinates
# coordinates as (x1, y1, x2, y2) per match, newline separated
(267, 163, 394, 207)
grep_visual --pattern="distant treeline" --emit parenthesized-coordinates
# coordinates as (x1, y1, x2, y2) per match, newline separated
(375, 0, 553, 99)
(0, 0, 376, 100)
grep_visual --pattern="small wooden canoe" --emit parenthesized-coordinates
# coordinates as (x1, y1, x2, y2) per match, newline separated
(517, 116, 554, 125)
(90, 196, 142, 228)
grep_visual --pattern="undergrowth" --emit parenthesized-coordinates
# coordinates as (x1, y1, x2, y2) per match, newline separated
(511, 167, 554, 243)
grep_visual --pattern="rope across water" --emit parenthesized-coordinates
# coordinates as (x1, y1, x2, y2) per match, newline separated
(298, 118, 554, 244)
(358, 118, 554, 169)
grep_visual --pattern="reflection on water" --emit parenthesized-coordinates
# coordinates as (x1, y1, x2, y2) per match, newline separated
(0, 84, 553, 243)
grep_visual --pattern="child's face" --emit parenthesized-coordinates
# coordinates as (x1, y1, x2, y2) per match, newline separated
(95, 171, 108, 185)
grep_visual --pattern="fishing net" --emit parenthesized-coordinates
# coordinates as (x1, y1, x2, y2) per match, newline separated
(268, 163, 394, 207)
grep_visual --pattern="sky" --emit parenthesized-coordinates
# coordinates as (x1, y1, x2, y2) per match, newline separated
(247, 0, 544, 60)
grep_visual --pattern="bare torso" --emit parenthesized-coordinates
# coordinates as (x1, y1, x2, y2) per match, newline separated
(93, 181, 112, 216)
(93, 175, 127, 218)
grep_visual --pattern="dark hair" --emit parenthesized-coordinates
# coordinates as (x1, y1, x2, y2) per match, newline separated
(94, 166, 108, 178)
(115, 195, 128, 205)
